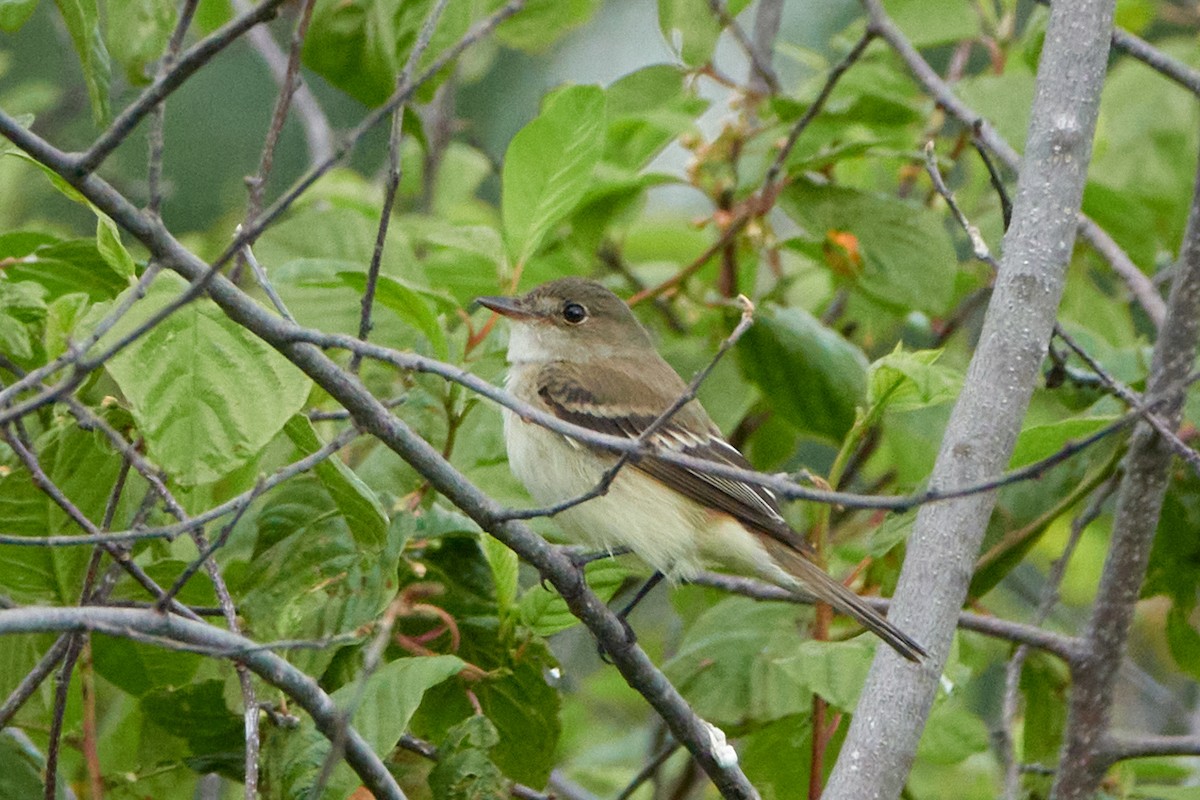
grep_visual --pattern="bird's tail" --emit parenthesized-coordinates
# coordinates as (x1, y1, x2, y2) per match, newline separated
(762, 540, 928, 663)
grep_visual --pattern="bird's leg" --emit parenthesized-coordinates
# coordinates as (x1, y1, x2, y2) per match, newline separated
(598, 571, 666, 663)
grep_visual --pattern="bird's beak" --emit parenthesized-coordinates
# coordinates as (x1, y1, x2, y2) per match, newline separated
(475, 295, 534, 319)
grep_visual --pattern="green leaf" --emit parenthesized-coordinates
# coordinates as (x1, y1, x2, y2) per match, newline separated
(302, 0, 471, 107)
(740, 714, 814, 798)
(302, 0, 400, 107)
(482, 535, 519, 621)
(781, 180, 958, 315)
(502, 85, 606, 265)
(90, 638, 203, 697)
(738, 305, 869, 441)
(283, 415, 387, 552)
(605, 65, 707, 170)
(97, 272, 312, 485)
(1008, 416, 1120, 469)
(664, 596, 813, 726)
(5, 239, 130, 301)
(43, 292, 90, 360)
(235, 477, 404, 676)
(882, 0, 977, 46)
(1166, 605, 1200, 682)
(1132, 787, 1200, 800)
(106, 0, 177, 84)
(0, 423, 122, 603)
(494, 0, 598, 53)
(428, 716, 507, 800)
(282, 655, 469, 799)
(868, 346, 962, 415)
(658, 0, 719, 66)
(54, 0, 111, 124)
(519, 558, 629, 636)
(771, 638, 875, 712)
(95, 213, 136, 279)
(336, 271, 449, 359)
(0, 0, 39, 32)
(1146, 476, 1200, 605)
(1019, 652, 1068, 796)
(0, 730, 49, 798)
(0, 279, 46, 361)
(916, 695, 990, 764)
(141, 680, 244, 779)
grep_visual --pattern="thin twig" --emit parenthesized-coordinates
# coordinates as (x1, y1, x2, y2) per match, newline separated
(232, 0, 319, 284)
(79, 0, 293, 172)
(147, 0, 200, 216)
(1000, 474, 1118, 799)
(231, 0, 334, 162)
(1030, 0, 1200, 97)
(0, 426, 360, 548)
(352, 0, 451, 372)
(615, 741, 682, 800)
(706, 0, 779, 93)
(629, 30, 873, 307)
(863, 0, 1167, 326)
(763, 30, 874, 190)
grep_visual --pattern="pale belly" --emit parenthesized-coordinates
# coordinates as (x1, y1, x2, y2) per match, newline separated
(502, 405, 784, 584)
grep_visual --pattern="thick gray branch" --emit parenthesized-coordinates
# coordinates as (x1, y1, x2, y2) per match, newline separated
(824, 1, 1116, 798)
(1051, 130, 1200, 800)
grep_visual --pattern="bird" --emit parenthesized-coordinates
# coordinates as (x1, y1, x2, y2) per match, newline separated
(476, 277, 926, 662)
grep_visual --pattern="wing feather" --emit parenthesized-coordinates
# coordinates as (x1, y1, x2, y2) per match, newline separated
(536, 360, 813, 556)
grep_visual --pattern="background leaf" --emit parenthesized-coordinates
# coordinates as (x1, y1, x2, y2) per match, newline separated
(738, 305, 869, 441)
(502, 85, 606, 265)
(98, 272, 312, 485)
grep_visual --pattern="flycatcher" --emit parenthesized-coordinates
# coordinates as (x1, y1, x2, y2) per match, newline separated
(478, 277, 925, 662)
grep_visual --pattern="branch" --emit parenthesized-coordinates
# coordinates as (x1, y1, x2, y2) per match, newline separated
(1031, 0, 1200, 97)
(1051, 115, 1200, 800)
(230, 0, 334, 163)
(1099, 734, 1200, 764)
(79, 0, 292, 172)
(707, 0, 779, 93)
(0, 606, 405, 800)
(865, 0, 1167, 327)
(824, 0, 1117, 796)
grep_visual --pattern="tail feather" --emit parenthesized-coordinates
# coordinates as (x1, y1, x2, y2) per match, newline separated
(763, 541, 927, 663)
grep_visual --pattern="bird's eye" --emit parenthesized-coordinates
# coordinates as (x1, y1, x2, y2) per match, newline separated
(562, 302, 588, 324)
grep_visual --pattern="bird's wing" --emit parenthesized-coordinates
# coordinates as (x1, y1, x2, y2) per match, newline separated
(536, 359, 813, 556)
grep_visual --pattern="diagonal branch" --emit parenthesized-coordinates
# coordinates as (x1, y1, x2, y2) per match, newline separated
(0, 606, 406, 800)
